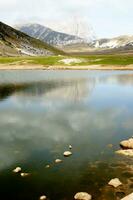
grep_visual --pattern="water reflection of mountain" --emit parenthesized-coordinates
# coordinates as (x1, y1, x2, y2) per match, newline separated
(103, 73, 133, 86)
(114, 74, 133, 86)
(0, 78, 96, 102)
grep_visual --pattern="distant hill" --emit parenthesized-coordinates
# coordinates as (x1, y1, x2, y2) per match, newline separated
(90, 35, 133, 50)
(0, 22, 65, 56)
(16, 23, 85, 46)
(62, 35, 133, 54)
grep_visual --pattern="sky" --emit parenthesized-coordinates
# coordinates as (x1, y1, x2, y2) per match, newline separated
(0, 0, 133, 38)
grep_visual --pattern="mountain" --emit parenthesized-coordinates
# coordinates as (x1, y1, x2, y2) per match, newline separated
(90, 35, 133, 50)
(0, 22, 65, 56)
(48, 17, 96, 43)
(63, 35, 133, 54)
(16, 23, 85, 46)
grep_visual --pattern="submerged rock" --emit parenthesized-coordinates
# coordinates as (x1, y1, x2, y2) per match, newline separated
(63, 151, 72, 157)
(55, 159, 63, 163)
(116, 149, 133, 157)
(120, 138, 133, 149)
(20, 173, 30, 177)
(74, 192, 92, 200)
(45, 165, 50, 169)
(121, 192, 133, 200)
(107, 144, 113, 148)
(108, 178, 122, 188)
(13, 167, 22, 173)
(39, 195, 47, 200)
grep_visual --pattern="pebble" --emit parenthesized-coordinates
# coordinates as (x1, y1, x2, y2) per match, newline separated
(13, 167, 22, 173)
(20, 173, 30, 177)
(55, 159, 63, 163)
(39, 195, 47, 200)
(69, 145, 72, 149)
(74, 192, 92, 200)
(63, 151, 72, 157)
(108, 178, 122, 188)
(45, 165, 50, 169)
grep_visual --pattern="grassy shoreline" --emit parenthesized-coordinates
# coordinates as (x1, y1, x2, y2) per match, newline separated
(0, 64, 133, 70)
(0, 54, 133, 70)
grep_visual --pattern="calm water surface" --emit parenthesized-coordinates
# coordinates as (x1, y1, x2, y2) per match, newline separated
(0, 70, 133, 200)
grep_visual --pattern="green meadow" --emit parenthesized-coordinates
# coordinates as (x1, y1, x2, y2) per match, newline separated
(0, 54, 133, 66)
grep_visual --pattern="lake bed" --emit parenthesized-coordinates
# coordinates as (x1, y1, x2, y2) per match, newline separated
(0, 70, 133, 200)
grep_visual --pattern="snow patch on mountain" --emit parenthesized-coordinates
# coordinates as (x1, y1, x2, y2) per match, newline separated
(91, 35, 133, 49)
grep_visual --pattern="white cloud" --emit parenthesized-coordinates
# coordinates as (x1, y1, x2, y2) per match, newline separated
(0, 0, 133, 37)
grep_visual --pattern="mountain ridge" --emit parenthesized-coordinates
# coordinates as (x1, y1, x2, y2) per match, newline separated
(90, 35, 133, 49)
(16, 23, 85, 46)
(62, 35, 133, 54)
(0, 21, 65, 56)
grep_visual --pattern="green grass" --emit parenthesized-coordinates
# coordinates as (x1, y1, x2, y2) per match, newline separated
(0, 56, 62, 65)
(74, 54, 133, 66)
(0, 54, 133, 66)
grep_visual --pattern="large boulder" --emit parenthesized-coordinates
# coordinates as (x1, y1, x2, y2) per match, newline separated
(121, 192, 133, 200)
(74, 192, 92, 200)
(108, 178, 122, 188)
(120, 138, 133, 149)
(116, 149, 133, 157)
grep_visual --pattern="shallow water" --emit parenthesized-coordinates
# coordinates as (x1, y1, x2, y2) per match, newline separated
(0, 70, 133, 200)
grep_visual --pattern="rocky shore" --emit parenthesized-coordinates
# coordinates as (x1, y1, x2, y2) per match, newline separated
(0, 64, 133, 70)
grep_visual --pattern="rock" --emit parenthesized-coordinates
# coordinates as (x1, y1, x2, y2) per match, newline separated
(108, 178, 122, 188)
(74, 192, 92, 200)
(59, 58, 84, 65)
(116, 149, 133, 157)
(120, 138, 133, 149)
(121, 193, 133, 200)
(20, 173, 30, 177)
(45, 165, 50, 169)
(13, 167, 22, 173)
(55, 159, 62, 163)
(69, 145, 72, 149)
(39, 195, 47, 200)
(63, 151, 72, 157)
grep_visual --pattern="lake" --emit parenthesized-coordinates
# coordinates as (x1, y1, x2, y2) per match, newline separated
(0, 70, 133, 200)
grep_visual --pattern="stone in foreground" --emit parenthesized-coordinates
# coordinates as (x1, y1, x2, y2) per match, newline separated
(55, 159, 63, 163)
(121, 192, 133, 200)
(13, 167, 22, 173)
(74, 192, 92, 200)
(39, 195, 47, 200)
(120, 138, 133, 149)
(63, 151, 72, 157)
(108, 178, 122, 188)
(116, 149, 133, 157)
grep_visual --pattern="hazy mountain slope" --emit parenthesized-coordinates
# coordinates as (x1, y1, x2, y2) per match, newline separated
(0, 22, 65, 56)
(63, 35, 133, 54)
(49, 18, 96, 43)
(16, 24, 84, 46)
(90, 35, 133, 49)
